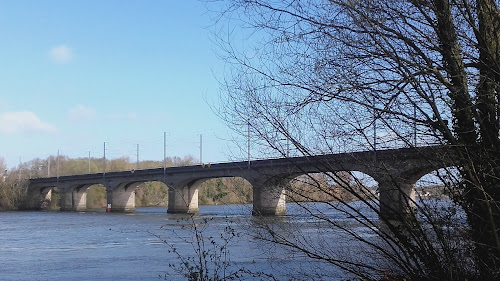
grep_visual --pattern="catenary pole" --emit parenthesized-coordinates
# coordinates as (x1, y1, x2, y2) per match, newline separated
(200, 134, 203, 164)
(163, 132, 166, 180)
(136, 144, 139, 170)
(57, 150, 60, 180)
(103, 142, 106, 178)
(247, 122, 250, 169)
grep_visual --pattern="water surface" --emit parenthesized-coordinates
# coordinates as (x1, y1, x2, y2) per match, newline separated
(0, 204, 362, 280)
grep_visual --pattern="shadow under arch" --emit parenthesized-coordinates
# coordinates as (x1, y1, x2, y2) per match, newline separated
(36, 186, 60, 210)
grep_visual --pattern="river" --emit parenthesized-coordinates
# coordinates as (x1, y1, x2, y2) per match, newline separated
(0, 203, 374, 280)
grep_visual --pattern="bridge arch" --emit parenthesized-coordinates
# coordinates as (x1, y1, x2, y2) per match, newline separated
(410, 166, 468, 228)
(25, 184, 62, 210)
(166, 176, 254, 214)
(165, 172, 287, 216)
(415, 166, 461, 186)
(366, 158, 456, 220)
(247, 168, 380, 216)
(166, 178, 206, 214)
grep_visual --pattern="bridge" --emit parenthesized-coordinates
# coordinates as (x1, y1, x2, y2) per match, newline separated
(27, 145, 456, 220)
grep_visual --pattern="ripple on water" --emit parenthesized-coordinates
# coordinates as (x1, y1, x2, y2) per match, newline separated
(1, 204, 370, 280)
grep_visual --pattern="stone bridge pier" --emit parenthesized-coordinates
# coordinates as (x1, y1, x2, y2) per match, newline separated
(248, 177, 287, 216)
(166, 180, 201, 214)
(59, 184, 91, 211)
(102, 179, 202, 214)
(108, 182, 142, 212)
(374, 175, 417, 221)
(37, 180, 203, 214)
(369, 154, 447, 221)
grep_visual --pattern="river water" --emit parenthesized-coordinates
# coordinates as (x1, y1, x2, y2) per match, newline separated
(0, 203, 374, 280)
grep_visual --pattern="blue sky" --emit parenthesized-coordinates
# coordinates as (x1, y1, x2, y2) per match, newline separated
(0, 0, 240, 168)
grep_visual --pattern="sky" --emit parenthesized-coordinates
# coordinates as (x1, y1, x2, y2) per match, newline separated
(0, 0, 243, 169)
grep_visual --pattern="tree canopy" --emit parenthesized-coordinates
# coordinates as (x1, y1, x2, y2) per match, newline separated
(211, 0, 500, 279)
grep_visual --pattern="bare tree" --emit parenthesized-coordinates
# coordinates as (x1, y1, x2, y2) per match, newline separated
(208, 0, 500, 279)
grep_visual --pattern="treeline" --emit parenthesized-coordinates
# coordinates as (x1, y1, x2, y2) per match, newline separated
(0, 155, 254, 210)
(15, 154, 200, 178)
(1, 155, 368, 211)
(0, 157, 27, 210)
(288, 172, 375, 203)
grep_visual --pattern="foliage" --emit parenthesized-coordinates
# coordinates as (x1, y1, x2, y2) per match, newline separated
(0, 178, 28, 210)
(4, 153, 253, 210)
(156, 216, 277, 281)
(288, 172, 369, 203)
(0, 156, 28, 210)
(200, 178, 252, 205)
(11, 154, 201, 179)
(135, 181, 169, 207)
(86, 184, 107, 209)
(209, 0, 500, 279)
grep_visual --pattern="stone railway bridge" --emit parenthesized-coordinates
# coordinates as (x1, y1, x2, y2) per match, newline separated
(28, 146, 457, 219)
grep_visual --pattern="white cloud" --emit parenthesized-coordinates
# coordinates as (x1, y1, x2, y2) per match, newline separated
(68, 105, 96, 121)
(0, 111, 57, 134)
(49, 45, 73, 64)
